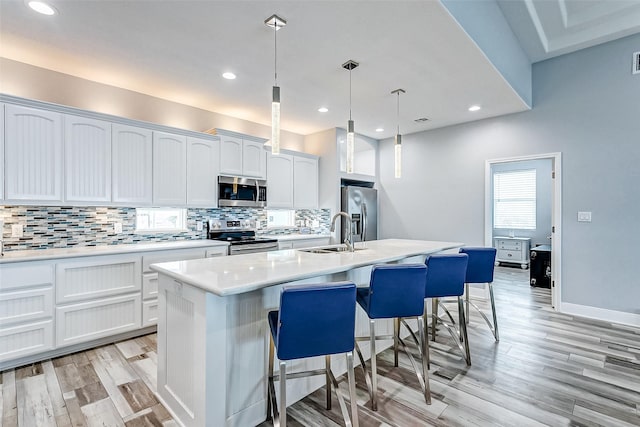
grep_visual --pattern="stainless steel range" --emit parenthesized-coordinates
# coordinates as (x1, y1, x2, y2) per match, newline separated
(208, 220, 279, 255)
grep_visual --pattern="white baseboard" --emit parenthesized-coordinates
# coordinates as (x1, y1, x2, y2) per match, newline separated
(560, 302, 640, 328)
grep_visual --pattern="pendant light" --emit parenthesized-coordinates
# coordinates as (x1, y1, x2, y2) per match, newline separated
(391, 88, 405, 178)
(265, 14, 286, 155)
(342, 60, 359, 174)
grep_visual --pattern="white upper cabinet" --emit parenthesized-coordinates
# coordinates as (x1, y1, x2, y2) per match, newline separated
(242, 140, 266, 179)
(4, 104, 63, 202)
(187, 136, 218, 207)
(219, 136, 243, 176)
(267, 153, 294, 208)
(0, 104, 4, 201)
(112, 124, 153, 205)
(64, 115, 112, 203)
(153, 131, 187, 206)
(219, 134, 266, 179)
(294, 156, 319, 209)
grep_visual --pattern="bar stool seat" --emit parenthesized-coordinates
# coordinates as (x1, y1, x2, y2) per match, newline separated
(459, 247, 499, 341)
(355, 264, 431, 409)
(267, 281, 359, 427)
(423, 253, 471, 366)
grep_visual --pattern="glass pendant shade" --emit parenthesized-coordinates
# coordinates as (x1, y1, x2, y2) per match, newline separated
(394, 134, 402, 178)
(271, 86, 280, 155)
(346, 119, 355, 174)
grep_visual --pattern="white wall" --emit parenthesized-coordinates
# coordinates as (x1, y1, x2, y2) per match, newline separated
(378, 33, 640, 316)
(0, 58, 306, 151)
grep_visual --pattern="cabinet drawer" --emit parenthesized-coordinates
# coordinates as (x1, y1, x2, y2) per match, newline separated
(142, 299, 158, 327)
(497, 240, 522, 250)
(56, 293, 141, 348)
(497, 249, 522, 261)
(0, 286, 54, 326)
(56, 256, 141, 304)
(278, 241, 294, 250)
(0, 320, 54, 363)
(205, 247, 228, 258)
(142, 273, 158, 300)
(142, 249, 206, 272)
(0, 263, 53, 291)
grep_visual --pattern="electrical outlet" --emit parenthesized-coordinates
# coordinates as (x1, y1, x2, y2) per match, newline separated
(196, 221, 203, 231)
(114, 222, 123, 234)
(577, 211, 592, 222)
(11, 224, 24, 238)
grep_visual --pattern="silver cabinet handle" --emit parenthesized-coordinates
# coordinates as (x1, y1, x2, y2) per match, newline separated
(361, 203, 367, 241)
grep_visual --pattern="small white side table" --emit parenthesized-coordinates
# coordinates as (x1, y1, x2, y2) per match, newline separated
(494, 236, 530, 269)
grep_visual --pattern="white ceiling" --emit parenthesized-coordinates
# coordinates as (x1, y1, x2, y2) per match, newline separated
(0, 1, 637, 139)
(498, 0, 640, 62)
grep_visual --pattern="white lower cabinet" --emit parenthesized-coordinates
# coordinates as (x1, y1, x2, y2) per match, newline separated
(56, 293, 142, 348)
(142, 300, 159, 327)
(0, 320, 54, 363)
(278, 236, 330, 250)
(0, 262, 55, 364)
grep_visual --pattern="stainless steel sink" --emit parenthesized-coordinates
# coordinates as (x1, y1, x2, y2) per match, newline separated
(299, 245, 366, 254)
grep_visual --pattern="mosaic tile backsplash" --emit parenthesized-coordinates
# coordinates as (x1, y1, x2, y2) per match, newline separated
(0, 206, 332, 251)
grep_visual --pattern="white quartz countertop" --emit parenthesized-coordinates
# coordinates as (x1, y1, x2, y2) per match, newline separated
(275, 234, 331, 242)
(0, 240, 229, 264)
(150, 239, 463, 296)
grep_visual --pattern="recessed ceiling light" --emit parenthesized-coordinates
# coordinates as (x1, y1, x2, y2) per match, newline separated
(27, 1, 56, 15)
(375, 128, 384, 132)
(468, 105, 481, 112)
(318, 107, 328, 113)
(222, 72, 236, 80)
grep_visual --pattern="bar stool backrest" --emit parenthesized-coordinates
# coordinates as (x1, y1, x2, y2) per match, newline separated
(362, 264, 427, 319)
(459, 247, 497, 284)
(275, 281, 356, 360)
(424, 254, 469, 298)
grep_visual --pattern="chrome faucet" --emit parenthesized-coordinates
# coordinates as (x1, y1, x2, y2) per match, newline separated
(330, 212, 354, 252)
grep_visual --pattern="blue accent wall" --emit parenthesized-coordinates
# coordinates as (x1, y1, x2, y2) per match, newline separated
(441, 0, 532, 107)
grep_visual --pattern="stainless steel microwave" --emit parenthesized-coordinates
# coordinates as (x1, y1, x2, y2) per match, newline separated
(218, 176, 267, 208)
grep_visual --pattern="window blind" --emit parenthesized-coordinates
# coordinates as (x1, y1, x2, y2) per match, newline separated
(493, 169, 536, 230)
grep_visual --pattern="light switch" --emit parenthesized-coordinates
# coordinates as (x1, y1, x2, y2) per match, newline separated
(114, 222, 123, 234)
(577, 211, 592, 222)
(196, 221, 203, 231)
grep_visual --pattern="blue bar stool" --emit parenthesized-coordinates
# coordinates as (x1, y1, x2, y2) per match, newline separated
(267, 282, 359, 427)
(355, 264, 431, 409)
(424, 253, 471, 366)
(459, 247, 499, 341)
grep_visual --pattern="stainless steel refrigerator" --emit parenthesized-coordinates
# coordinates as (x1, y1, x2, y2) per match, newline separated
(341, 186, 378, 243)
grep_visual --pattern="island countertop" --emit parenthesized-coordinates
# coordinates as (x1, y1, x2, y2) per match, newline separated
(150, 238, 463, 296)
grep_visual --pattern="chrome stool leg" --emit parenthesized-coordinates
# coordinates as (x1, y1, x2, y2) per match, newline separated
(325, 355, 332, 410)
(279, 360, 287, 427)
(393, 317, 400, 367)
(418, 316, 431, 404)
(346, 352, 359, 427)
(369, 319, 378, 411)
(431, 298, 438, 341)
(465, 283, 470, 324)
(489, 282, 499, 341)
(457, 296, 471, 365)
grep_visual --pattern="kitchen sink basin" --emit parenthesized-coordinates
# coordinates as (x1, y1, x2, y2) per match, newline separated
(299, 245, 366, 254)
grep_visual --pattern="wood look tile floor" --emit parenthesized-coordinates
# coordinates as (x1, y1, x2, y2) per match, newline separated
(2, 267, 640, 426)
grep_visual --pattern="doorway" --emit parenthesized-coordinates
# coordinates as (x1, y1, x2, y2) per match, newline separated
(484, 153, 562, 309)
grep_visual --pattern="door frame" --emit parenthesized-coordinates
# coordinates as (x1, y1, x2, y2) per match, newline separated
(484, 152, 562, 310)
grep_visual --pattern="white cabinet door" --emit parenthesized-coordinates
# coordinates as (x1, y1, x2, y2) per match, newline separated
(0, 103, 4, 200)
(56, 293, 142, 348)
(153, 131, 187, 206)
(0, 320, 54, 363)
(4, 104, 63, 202)
(64, 115, 112, 203)
(267, 153, 294, 208)
(294, 156, 318, 209)
(112, 124, 153, 205)
(243, 140, 266, 178)
(187, 136, 218, 206)
(219, 135, 243, 176)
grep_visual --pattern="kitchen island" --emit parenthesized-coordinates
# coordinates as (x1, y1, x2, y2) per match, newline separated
(150, 239, 463, 427)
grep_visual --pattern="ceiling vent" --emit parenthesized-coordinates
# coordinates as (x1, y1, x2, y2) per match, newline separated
(414, 117, 429, 123)
(633, 52, 640, 75)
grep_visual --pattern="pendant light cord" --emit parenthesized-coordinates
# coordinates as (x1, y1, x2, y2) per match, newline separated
(274, 21, 278, 85)
(396, 91, 400, 134)
(349, 68, 352, 120)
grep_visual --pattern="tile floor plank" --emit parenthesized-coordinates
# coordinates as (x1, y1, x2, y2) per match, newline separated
(16, 374, 57, 427)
